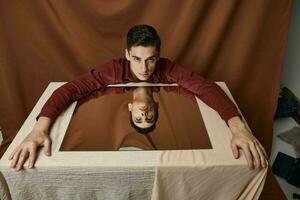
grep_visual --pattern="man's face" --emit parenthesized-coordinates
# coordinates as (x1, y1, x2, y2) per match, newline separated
(128, 100, 158, 129)
(125, 46, 159, 81)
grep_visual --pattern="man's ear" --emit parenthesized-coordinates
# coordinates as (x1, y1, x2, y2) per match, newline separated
(125, 49, 130, 61)
(128, 103, 132, 111)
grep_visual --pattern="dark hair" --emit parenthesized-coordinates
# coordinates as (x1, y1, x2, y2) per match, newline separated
(129, 109, 159, 134)
(127, 24, 161, 52)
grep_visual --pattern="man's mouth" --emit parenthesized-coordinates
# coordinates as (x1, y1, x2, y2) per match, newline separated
(139, 106, 148, 111)
(139, 73, 149, 76)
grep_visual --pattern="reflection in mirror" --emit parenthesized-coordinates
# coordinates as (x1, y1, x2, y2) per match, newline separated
(128, 87, 159, 134)
(59, 86, 212, 151)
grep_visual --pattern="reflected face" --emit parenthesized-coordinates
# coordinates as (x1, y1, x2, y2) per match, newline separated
(125, 46, 159, 81)
(128, 100, 158, 129)
(128, 87, 158, 129)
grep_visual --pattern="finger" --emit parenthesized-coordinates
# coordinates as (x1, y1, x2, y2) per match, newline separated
(28, 145, 38, 169)
(43, 138, 52, 156)
(16, 149, 29, 171)
(10, 149, 21, 168)
(249, 142, 260, 169)
(231, 143, 239, 159)
(9, 147, 19, 160)
(255, 143, 267, 168)
(241, 144, 253, 169)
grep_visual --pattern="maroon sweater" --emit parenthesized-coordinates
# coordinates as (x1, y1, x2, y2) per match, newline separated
(38, 57, 240, 123)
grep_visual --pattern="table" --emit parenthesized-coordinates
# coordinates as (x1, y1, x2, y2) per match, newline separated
(0, 82, 267, 200)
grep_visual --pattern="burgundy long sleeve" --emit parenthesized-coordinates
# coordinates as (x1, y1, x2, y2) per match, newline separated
(37, 57, 240, 123)
(37, 59, 122, 120)
(157, 58, 240, 122)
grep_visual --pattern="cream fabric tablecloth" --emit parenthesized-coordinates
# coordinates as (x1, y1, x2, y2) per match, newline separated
(0, 82, 267, 200)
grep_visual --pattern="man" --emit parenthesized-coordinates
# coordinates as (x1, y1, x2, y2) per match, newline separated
(9, 24, 267, 171)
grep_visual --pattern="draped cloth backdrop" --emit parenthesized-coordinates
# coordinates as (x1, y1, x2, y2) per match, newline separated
(0, 0, 292, 199)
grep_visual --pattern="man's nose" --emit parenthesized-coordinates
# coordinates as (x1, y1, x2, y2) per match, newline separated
(141, 110, 148, 116)
(141, 61, 148, 73)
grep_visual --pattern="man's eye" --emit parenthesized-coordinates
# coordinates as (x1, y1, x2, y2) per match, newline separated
(148, 58, 155, 63)
(134, 58, 140, 62)
(146, 115, 154, 122)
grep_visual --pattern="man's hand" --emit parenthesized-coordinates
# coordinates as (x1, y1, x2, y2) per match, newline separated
(8, 117, 52, 171)
(228, 116, 268, 170)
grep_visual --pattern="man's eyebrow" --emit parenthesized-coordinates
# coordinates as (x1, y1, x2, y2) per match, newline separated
(132, 55, 157, 60)
(145, 56, 157, 60)
(132, 56, 141, 60)
(146, 118, 155, 123)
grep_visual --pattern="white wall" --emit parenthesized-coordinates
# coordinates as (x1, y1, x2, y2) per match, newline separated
(281, 1, 300, 97)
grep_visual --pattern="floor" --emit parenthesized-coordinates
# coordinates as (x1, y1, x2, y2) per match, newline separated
(270, 117, 300, 200)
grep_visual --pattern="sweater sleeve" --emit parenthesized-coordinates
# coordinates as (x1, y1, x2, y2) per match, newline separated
(161, 58, 240, 123)
(37, 60, 117, 121)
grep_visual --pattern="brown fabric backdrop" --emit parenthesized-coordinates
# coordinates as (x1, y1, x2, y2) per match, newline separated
(0, 0, 292, 199)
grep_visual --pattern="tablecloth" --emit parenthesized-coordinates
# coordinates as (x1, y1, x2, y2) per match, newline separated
(0, 82, 267, 200)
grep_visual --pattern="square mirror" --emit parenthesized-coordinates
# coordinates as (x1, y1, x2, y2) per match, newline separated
(59, 86, 212, 151)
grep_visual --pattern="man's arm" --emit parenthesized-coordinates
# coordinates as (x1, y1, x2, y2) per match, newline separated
(228, 116, 268, 169)
(9, 60, 119, 170)
(37, 60, 118, 121)
(9, 117, 52, 171)
(160, 58, 267, 169)
(159, 58, 240, 123)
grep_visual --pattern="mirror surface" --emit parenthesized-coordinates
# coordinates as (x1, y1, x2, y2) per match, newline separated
(59, 86, 212, 151)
